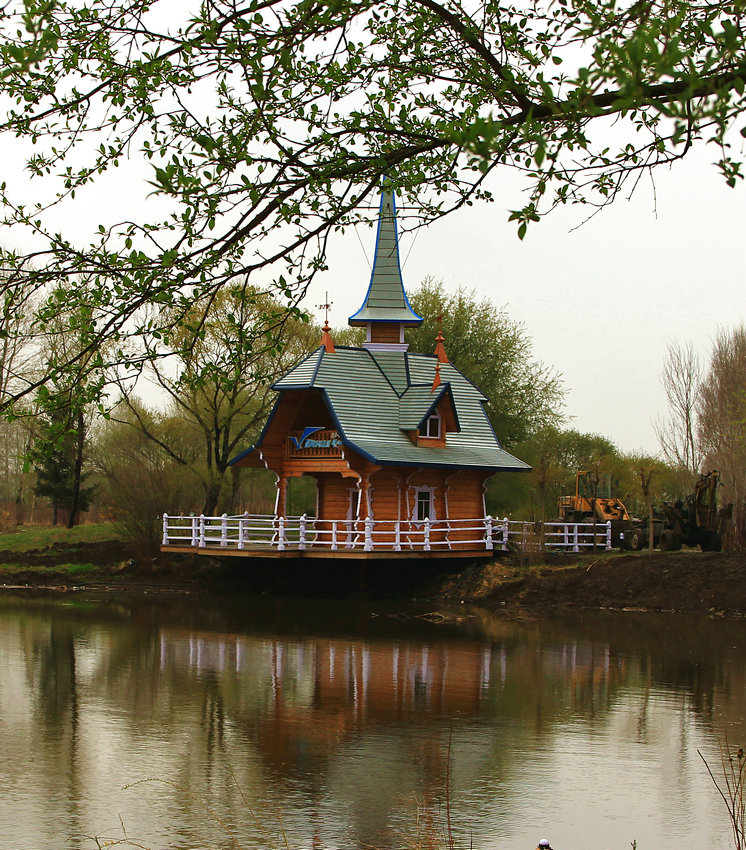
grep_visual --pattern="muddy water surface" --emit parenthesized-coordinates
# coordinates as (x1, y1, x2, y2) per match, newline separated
(0, 592, 742, 850)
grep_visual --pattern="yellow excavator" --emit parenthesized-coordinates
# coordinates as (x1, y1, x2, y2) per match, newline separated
(557, 471, 630, 523)
(557, 471, 631, 545)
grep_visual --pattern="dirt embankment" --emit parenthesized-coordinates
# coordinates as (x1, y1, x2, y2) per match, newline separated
(438, 550, 746, 614)
(1, 540, 746, 613)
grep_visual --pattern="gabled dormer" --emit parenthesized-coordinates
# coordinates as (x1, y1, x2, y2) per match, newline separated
(400, 383, 460, 448)
(348, 179, 423, 350)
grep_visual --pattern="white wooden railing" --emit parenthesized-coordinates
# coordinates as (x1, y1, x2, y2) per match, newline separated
(161, 514, 613, 553)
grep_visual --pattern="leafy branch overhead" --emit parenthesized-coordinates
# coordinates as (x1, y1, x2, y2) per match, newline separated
(0, 0, 745, 399)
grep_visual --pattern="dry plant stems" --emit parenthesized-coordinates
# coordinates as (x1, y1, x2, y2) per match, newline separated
(699, 738, 746, 850)
(84, 773, 294, 850)
(402, 729, 470, 850)
(445, 729, 454, 850)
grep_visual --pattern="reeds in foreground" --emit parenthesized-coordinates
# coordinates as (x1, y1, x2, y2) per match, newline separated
(700, 737, 746, 850)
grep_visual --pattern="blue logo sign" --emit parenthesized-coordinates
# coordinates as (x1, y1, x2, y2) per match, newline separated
(289, 427, 342, 450)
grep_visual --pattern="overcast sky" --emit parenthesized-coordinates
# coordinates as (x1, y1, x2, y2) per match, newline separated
(2, 118, 743, 456)
(312, 146, 746, 456)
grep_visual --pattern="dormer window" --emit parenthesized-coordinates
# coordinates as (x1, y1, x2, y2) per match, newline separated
(424, 410, 441, 438)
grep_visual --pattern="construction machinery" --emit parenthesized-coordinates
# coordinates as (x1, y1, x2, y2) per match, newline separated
(557, 471, 631, 544)
(558, 469, 731, 552)
(658, 470, 732, 551)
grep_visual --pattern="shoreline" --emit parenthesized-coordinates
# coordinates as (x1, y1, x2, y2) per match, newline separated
(1, 543, 745, 614)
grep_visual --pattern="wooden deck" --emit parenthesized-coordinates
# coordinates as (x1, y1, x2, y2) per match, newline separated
(160, 544, 495, 560)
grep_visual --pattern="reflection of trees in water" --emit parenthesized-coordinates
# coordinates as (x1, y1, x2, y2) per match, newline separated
(3, 594, 746, 848)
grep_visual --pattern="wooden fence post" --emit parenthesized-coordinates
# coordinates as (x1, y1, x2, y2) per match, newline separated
(191, 515, 198, 547)
(237, 514, 245, 550)
(220, 513, 228, 547)
(299, 514, 307, 550)
(485, 515, 493, 550)
(162, 514, 169, 546)
(277, 516, 286, 551)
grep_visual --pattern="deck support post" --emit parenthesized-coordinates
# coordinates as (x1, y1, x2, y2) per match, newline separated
(221, 513, 228, 547)
(364, 516, 373, 551)
(424, 516, 431, 551)
(199, 514, 206, 547)
(299, 514, 307, 550)
(394, 520, 401, 552)
(484, 515, 493, 550)
(162, 513, 169, 546)
(331, 521, 337, 550)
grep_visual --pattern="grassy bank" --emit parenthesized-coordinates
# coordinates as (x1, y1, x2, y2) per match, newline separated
(0, 522, 124, 553)
(0, 523, 137, 584)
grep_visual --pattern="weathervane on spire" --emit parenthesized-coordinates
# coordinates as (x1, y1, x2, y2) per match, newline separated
(317, 292, 333, 325)
(317, 291, 335, 353)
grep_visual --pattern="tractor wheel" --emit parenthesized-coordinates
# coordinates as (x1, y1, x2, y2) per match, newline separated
(659, 529, 682, 551)
(701, 531, 723, 552)
(628, 528, 645, 551)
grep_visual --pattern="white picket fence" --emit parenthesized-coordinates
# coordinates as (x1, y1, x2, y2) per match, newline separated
(161, 513, 613, 553)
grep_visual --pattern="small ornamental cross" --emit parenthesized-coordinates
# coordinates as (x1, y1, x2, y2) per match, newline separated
(317, 292, 333, 325)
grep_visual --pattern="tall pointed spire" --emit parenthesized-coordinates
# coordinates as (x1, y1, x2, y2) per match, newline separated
(348, 179, 423, 331)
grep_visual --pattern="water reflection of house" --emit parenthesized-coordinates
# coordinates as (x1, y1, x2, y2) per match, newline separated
(158, 626, 628, 779)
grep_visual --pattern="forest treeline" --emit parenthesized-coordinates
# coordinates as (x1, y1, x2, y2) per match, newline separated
(2, 278, 744, 553)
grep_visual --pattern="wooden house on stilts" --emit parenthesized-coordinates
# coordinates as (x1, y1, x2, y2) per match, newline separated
(162, 183, 529, 557)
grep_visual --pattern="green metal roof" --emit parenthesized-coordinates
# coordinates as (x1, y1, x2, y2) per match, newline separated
(267, 346, 529, 472)
(399, 385, 446, 430)
(348, 182, 423, 327)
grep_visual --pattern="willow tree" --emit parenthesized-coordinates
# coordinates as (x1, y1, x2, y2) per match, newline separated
(0, 0, 745, 400)
(115, 285, 318, 514)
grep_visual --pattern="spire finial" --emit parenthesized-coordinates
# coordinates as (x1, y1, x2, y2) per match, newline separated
(431, 360, 441, 392)
(434, 314, 448, 363)
(317, 291, 335, 353)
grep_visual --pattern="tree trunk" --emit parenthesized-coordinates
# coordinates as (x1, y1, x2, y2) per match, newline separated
(645, 496, 655, 552)
(203, 480, 222, 516)
(230, 465, 242, 514)
(67, 407, 85, 529)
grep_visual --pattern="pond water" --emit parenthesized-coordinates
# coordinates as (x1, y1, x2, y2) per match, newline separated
(0, 590, 743, 850)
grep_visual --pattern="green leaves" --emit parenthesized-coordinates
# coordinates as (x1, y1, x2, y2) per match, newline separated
(0, 0, 743, 413)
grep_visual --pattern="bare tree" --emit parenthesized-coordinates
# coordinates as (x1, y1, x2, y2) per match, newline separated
(697, 326, 746, 549)
(655, 340, 703, 479)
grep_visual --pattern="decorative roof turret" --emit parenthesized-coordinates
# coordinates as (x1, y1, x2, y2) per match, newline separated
(348, 180, 423, 330)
